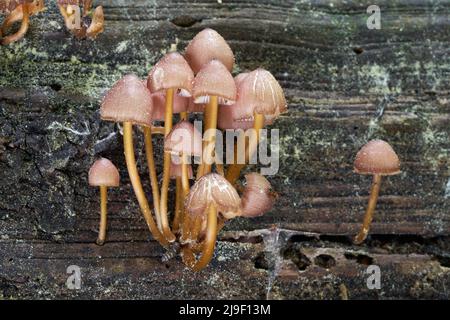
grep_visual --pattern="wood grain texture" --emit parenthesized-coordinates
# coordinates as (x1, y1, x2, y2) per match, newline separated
(0, 0, 449, 299)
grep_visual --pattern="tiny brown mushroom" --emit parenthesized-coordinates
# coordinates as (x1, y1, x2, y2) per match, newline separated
(88, 158, 120, 246)
(240, 173, 276, 218)
(353, 139, 401, 244)
(183, 173, 241, 271)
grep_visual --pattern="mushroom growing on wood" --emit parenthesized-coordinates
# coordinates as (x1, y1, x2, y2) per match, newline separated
(223, 68, 287, 185)
(183, 173, 241, 271)
(192, 59, 237, 177)
(101, 74, 168, 247)
(184, 28, 235, 74)
(58, 0, 104, 39)
(353, 139, 401, 244)
(88, 158, 120, 245)
(240, 173, 276, 218)
(147, 52, 194, 243)
(1, 0, 45, 45)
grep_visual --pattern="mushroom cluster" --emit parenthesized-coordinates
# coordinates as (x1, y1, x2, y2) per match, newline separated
(0, 1, 104, 45)
(89, 28, 285, 270)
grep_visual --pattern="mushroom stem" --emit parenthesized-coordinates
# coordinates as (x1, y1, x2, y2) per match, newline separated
(354, 174, 382, 244)
(197, 96, 218, 179)
(159, 88, 176, 242)
(151, 126, 165, 135)
(123, 121, 168, 247)
(1, 4, 29, 45)
(96, 185, 108, 246)
(172, 177, 183, 233)
(143, 126, 161, 229)
(192, 204, 218, 271)
(226, 113, 265, 184)
(181, 153, 190, 196)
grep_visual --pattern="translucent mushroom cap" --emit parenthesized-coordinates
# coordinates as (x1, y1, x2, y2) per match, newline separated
(151, 91, 189, 121)
(354, 139, 401, 175)
(169, 160, 193, 179)
(101, 74, 153, 127)
(164, 121, 202, 157)
(88, 158, 120, 187)
(218, 69, 286, 129)
(185, 173, 241, 220)
(241, 173, 276, 218)
(192, 60, 237, 105)
(184, 28, 234, 74)
(147, 52, 194, 95)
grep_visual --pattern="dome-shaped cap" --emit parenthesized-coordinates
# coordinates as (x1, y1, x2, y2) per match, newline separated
(164, 121, 202, 157)
(151, 91, 189, 121)
(170, 160, 193, 179)
(147, 52, 194, 94)
(354, 140, 401, 175)
(240, 173, 275, 218)
(185, 173, 241, 220)
(88, 158, 120, 187)
(184, 28, 234, 74)
(192, 60, 236, 105)
(101, 74, 153, 127)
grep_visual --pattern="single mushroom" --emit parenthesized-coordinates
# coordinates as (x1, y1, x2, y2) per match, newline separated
(1, 0, 45, 45)
(223, 68, 287, 185)
(164, 120, 202, 239)
(147, 52, 194, 242)
(183, 173, 241, 271)
(101, 74, 168, 247)
(353, 139, 401, 244)
(240, 173, 276, 218)
(184, 28, 234, 74)
(192, 59, 237, 178)
(88, 158, 120, 245)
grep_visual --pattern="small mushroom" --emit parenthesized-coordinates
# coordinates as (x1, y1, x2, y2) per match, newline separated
(223, 68, 287, 185)
(88, 158, 119, 245)
(147, 52, 194, 242)
(353, 139, 401, 244)
(58, 0, 104, 39)
(183, 173, 241, 271)
(101, 74, 168, 246)
(192, 60, 237, 177)
(1, 0, 45, 45)
(184, 28, 235, 74)
(240, 173, 276, 218)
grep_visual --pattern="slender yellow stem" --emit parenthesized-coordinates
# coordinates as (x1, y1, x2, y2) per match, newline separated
(2, 4, 29, 45)
(192, 204, 218, 271)
(226, 113, 265, 185)
(173, 177, 183, 233)
(159, 88, 176, 242)
(1, 6, 22, 35)
(143, 126, 161, 229)
(354, 174, 382, 244)
(197, 96, 218, 179)
(181, 153, 190, 196)
(123, 122, 168, 247)
(96, 185, 107, 246)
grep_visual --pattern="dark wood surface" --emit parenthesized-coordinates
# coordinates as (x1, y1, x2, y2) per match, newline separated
(0, 0, 449, 299)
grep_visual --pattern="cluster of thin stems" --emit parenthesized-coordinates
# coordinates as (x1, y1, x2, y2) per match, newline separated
(123, 90, 264, 271)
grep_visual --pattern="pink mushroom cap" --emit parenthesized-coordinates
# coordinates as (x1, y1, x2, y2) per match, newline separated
(88, 158, 120, 187)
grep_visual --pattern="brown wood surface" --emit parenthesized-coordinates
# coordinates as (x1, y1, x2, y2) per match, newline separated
(0, 0, 449, 299)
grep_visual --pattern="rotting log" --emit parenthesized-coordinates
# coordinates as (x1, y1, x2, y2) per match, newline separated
(0, 0, 449, 299)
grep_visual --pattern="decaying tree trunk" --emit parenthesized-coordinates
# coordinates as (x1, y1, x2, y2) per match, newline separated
(0, 0, 449, 299)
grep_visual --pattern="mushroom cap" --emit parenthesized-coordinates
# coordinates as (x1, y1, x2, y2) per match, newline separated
(218, 70, 285, 129)
(151, 91, 189, 121)
(164, 120, 202, 157)
(192, 60, 237, 105)
(88, 158, 120, 187)
(184, 28, 234, 74)
(185, 173, 241, 220)
(101, 74, 153, 127)
(147, 52, 194, 94)
(169, 160, 194, 179)
(354, 139, 401, 176)
(240, 173, 276, 218)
